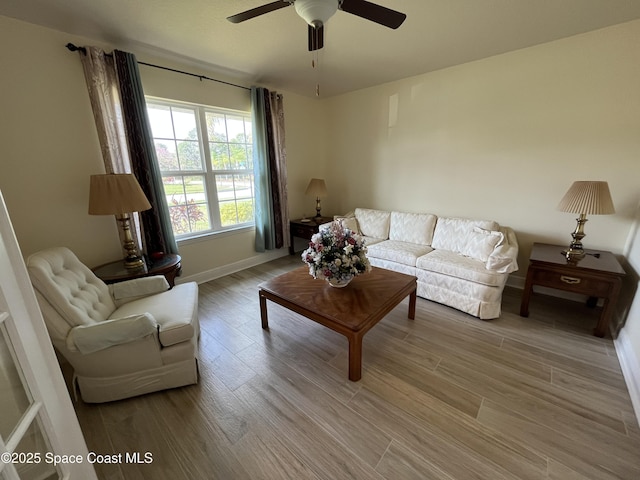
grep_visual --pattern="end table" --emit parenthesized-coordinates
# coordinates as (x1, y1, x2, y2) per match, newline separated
(519, 243, 625, 337)
(93, 253, 182, 288)
(289, 216, 333, 254)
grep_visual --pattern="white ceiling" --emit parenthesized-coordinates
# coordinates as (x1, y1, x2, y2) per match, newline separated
(3, 0, 640, 97)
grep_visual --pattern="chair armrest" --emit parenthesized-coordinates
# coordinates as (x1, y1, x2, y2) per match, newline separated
(67, 313, 158, 354)
(109, 275, 170, 305)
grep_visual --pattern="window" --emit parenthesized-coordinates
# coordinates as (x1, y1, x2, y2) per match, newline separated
(146, 98, 254, 239)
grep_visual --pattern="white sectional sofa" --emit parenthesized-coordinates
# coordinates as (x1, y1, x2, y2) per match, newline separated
(335, 208, 519, 319)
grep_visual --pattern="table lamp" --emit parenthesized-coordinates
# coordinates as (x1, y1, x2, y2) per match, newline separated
(556, 180, 615, 261)
(305, 178, 327, 219)
(89, 173, 152, 269)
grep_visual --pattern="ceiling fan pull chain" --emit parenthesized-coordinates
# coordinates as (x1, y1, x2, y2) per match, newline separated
(313, 49, 321, 96)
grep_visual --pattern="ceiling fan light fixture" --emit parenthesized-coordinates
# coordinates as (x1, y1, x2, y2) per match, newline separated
(294, 0, 339, 26)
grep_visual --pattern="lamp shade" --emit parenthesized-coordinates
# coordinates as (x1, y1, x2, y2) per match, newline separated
(556, 181, 615, 215)
(305, 178, 327, 198)
(88, 174, 151, 215)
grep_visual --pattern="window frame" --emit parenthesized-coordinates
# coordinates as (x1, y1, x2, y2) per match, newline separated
(145, 97, 254, 241)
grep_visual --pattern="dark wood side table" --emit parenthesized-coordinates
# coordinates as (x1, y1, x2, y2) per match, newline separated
(519, 243, 625, 337)
(92, 254, 182, 288)
(289, 216, 333, 254)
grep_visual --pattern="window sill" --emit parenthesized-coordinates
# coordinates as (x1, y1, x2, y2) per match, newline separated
(176, 225, 254, 246)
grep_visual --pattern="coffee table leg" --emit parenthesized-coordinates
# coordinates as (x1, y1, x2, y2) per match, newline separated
(408, 289, 416, 319)
(348, 334, 363, 381)
(259, 291, 269, 329)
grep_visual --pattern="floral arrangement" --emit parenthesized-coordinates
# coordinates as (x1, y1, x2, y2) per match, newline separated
(301, 221, 372, 284)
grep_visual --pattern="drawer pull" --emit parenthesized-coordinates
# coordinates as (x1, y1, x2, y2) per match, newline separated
(560, 275, 581, 285)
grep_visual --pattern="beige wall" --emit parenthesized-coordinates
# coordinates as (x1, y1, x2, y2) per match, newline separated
(0, 16, 121, 266)
(324, 19, 640, 276)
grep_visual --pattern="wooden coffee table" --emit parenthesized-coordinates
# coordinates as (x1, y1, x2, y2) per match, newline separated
(258, 266, 417, 381)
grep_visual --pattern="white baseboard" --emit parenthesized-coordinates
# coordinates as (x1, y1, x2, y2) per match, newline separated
(614, 330, 640, 427)
(176, 248, 289, 285)
(506, 274, 525, 290)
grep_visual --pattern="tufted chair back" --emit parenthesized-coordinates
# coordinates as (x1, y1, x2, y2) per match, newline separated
(27, 247, 117, 345)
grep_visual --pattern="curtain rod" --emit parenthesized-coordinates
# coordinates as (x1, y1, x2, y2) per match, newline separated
(65, 43, 250, 91)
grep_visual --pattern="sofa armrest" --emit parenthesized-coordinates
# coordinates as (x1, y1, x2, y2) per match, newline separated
(67, 313, 158, 354)
(109, 275, 170, 306)
(486, 227, 519, 273)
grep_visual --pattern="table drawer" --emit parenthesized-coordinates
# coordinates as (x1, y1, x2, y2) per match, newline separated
(291, 225, 315, 238)
(531, 268, 612, 296)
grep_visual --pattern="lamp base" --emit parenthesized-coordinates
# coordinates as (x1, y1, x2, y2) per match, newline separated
(123, 255, 145, 269)
(117, 213, 145, 270)
(562, 247, 585, 263)
(315, 197, 322, 218)
(563, 213, 588, 263)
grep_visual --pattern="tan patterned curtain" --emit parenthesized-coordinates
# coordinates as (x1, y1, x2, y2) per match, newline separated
(79, 47, 130, 173)
(78, 47, 143, 253)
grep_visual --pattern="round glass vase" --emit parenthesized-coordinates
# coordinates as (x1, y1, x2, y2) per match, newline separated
(327, 277, 353, 288)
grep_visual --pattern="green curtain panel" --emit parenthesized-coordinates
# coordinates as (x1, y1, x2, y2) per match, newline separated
(251, 87, 289, 252)
(114, 50, 178, 256)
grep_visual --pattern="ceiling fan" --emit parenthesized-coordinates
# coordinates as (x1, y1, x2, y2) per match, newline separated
(227, 0, 407, 51)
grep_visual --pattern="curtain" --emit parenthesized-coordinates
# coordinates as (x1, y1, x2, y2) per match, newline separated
(79, 47, 143, 252)
(79, 47, 129, 173)
(251, 87, 289, 252)
(113, 50, 178, 256)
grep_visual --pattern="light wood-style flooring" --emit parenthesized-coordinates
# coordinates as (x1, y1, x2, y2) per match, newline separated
(71, 255, 640, 479)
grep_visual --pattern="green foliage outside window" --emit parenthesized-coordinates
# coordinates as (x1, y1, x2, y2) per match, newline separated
(148, 100, 254, 237)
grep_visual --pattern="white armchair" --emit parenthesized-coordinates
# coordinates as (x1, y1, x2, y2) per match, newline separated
(27, 247, 200, 403)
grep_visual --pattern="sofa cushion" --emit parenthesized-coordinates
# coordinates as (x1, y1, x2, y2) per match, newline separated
(389, 211, 437, 245)
(431, 217, 499, 254)
(460, 227, 504, 262)
(334, 214, 361, 234)
(355, 208, 391, 240)
(367, 240, 434, 267)
(363, 237, 386, 246)
(416, 250, 505, 287)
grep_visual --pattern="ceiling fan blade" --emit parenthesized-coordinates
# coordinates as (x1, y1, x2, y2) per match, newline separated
(308, 24, 324, 51)
(227, 1, 291, 24)
(339, 0, 406, 29)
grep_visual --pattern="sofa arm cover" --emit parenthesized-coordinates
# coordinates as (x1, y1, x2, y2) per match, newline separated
(109, 276, 170, 304)
(486, 227, 519, 274)
(67, 313, 158, 354)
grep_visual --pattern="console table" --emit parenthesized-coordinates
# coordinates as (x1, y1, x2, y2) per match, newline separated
(519, 243, 625, 337)
(93, 254, 182, 288)
(289, 216, 332, 254)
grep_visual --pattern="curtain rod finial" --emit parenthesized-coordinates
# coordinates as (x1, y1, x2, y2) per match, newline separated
(65, 43, 86, 54)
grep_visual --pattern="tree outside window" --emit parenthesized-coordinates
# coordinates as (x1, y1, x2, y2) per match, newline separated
(146, 99, 254, 238)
